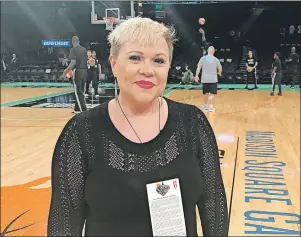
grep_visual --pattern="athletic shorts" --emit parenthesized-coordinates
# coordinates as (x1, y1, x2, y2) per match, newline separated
(202, 83, 218, 94)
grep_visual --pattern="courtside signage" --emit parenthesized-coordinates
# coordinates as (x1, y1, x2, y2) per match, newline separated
(41, 40, 71, 47)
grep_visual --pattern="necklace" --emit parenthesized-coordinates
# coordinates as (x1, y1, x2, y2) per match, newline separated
(116, 96, 162, 143)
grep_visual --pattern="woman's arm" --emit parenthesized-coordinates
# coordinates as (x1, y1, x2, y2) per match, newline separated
(194, 109, 229, 236)
(47, 117, 87, 236)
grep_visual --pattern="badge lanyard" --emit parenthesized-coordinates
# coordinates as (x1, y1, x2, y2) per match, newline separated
(117, 97, 187, 236)
(116, 96, 165, 182)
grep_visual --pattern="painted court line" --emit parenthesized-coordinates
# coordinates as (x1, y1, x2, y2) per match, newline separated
(228, 137, 240, 225)
(1, 90, 73, 108)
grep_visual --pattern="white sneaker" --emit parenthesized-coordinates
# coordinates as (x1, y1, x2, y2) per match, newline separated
(202, 104, 208, 111)
(84, 94, 88, 98)
(208, 106, 215, 112)
(95, 94, 99, 99)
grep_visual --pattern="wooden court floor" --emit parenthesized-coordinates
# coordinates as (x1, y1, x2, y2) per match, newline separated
(1, 88, 300, 236)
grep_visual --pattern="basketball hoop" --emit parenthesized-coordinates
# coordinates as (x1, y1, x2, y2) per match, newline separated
(103, 17, 116, 31)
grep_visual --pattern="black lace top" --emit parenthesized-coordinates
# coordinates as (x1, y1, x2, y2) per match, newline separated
(47, 98, 228, 236)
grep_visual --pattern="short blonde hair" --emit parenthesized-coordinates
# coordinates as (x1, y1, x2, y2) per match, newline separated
(108, 17, 177, 62)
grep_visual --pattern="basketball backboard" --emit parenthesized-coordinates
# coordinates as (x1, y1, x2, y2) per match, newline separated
(91, 1, 135, 25)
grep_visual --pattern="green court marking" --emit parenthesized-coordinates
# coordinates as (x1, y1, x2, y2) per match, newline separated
(163, 87, 175, 96)
(1, 82, 298, 108)
(0, 82, 72, 88)
(1, 90, 73, 108)
(1, 82, 299, 91)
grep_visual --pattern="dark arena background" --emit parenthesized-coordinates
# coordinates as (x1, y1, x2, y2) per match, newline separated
(1, 1, 300, 236)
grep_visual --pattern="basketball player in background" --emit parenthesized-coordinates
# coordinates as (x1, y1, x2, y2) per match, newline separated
(195, 46, 222, 112)
(270, 52, 282, 96)
(245, 50, 258, 89)
(286, 47, 299, 89)
(92, 50, 102, 86)
(64, 36, 87, 113)
(85, 49, 92, 97)
(85, 50, 101, 98)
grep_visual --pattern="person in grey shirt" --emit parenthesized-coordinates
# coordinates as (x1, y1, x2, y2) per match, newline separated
(195, 46, 222, 112)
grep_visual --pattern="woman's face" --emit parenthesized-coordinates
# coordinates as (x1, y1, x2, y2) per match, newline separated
(110, 37, 170, 104)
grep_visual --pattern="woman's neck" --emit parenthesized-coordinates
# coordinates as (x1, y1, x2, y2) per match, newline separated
(116, 92, 161, 117)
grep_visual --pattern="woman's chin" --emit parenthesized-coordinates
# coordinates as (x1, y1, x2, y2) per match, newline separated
(132, 93, 159, 104)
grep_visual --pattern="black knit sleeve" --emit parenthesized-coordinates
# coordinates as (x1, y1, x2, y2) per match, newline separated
(193, 108, 229, 236)
(47, 117, 87, 236)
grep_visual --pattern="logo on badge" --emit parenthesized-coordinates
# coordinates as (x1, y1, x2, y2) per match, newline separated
(156, 183, 170, 196)
(173, 180, 178, 189)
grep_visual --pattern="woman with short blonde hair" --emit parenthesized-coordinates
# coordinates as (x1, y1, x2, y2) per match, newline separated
(47, 17, 228, 236)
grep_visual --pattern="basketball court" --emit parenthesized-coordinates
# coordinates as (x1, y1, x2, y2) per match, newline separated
(1, 82, 300, 236)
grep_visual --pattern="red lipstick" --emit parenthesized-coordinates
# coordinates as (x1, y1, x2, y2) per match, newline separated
(135, 80, 155, 89)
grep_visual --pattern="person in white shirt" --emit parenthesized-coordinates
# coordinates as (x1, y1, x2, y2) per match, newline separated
(194, 46, 222, 112)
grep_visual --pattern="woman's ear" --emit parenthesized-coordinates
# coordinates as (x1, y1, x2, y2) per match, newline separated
(109, 55, 117, 76)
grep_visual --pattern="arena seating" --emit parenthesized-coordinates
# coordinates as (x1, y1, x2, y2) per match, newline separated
(1, 44, 299, 87)
(3, 60, 68, 83)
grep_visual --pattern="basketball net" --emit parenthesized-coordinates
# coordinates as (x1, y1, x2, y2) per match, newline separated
(103, 17, 116, 31)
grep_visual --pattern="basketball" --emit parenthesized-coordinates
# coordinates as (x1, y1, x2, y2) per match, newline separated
(247, 66, 253, 72)
(89, 57, 96, 66)
(199, 18, 206, 25)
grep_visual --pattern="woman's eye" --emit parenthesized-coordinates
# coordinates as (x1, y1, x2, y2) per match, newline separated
(129, 55, 140, 61)
(154, 58, 165, 64)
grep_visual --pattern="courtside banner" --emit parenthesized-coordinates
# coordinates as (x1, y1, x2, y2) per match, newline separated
(41, 40, 71, 47)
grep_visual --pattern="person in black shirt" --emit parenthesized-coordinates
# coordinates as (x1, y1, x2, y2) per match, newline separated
(287, 47, 299, 89)
(85, 49, 92, 96)
(64, 36, 88, 113)
(245, 50, 258, 89)
(270, 52, 282, 96)
(86, 50, 101, 98)
(92, 50, 101, 78)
